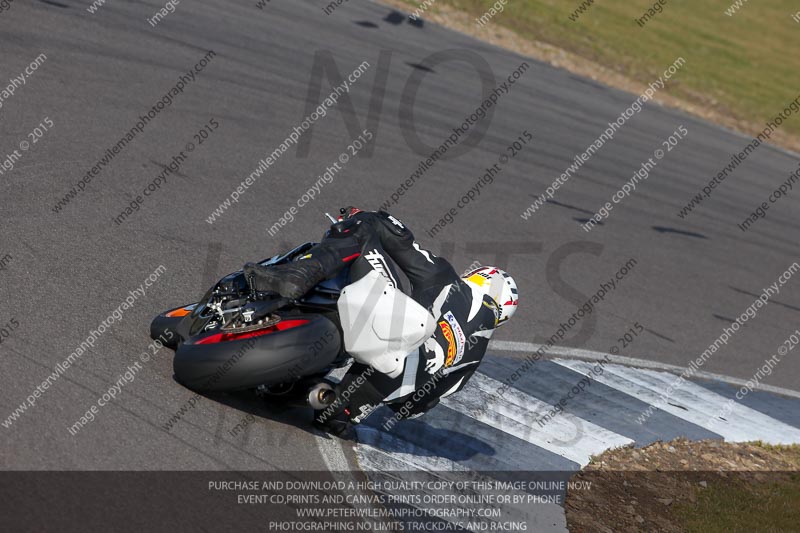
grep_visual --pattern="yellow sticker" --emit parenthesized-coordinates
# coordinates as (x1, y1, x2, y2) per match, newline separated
(467, 274, 486, 287)
(439, 321, 457, 367)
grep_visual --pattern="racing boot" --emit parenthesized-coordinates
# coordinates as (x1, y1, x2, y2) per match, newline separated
(244, 232, 361, 299)
(310, 384, 354, 438)
(244, 259, 326, 299)
(312, 408, 354, 439)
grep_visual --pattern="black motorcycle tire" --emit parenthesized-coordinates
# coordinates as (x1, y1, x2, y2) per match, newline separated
(172, 313, 342, 392)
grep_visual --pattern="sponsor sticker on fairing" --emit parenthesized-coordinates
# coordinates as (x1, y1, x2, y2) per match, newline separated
(364, 249, 397, 288)
(351, 403, 378, 423)
(443, 311, 466, 365)
(387, 214, 405, 228)
(438, 321, 457, 367)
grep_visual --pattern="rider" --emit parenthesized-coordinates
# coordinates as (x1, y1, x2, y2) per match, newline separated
(244, 207, 518, 436)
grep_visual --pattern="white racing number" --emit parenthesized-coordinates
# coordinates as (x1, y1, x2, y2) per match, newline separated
(364, 249, 397, 288)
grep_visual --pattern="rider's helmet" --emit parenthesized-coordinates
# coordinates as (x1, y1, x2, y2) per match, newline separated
(461, 266, 518, 327)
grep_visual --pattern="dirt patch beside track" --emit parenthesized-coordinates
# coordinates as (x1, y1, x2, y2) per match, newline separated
(565, 438, 800, 532)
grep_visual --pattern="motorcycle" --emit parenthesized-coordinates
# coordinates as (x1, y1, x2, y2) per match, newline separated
(152, 211, 440, 411)
(150, 240, 364, 408)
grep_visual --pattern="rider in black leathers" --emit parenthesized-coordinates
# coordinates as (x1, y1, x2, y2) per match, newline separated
(245, 208, 517, 436)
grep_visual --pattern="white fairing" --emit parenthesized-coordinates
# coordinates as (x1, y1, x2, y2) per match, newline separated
(338, 271, 437, 378)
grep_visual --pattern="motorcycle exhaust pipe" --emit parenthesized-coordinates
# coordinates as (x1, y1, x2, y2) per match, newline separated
(307, 382, 337, 410)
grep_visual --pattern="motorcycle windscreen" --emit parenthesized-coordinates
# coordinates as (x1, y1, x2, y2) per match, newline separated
(337, 270, 436, 378)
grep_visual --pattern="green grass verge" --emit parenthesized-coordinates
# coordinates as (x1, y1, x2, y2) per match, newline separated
(428, 0, 800, 136)
(675, 444, 800, 532)
(674, 473, 800, 532)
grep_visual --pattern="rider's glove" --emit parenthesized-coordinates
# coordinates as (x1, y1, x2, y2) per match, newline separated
(339, 206, 365, 220)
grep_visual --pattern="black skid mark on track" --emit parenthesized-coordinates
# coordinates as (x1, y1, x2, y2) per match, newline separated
(574, 217, 603, 226)
(544, 198, 594, 215)
(406, 62, 436, 73)
(729, 286, 800, 313)
(213, 403, 229, 447)
(202, 242, 223, 289)
(38, 0, 68, 7)
(713, 314, 743, 324)
(652, 226, 708, 239)
(645, 328, 675, 343)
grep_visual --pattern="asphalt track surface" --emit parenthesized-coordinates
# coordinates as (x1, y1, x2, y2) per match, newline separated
(1, 0, 799, 494)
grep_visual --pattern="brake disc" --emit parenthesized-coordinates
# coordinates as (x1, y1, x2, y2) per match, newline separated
(221, 313, 281, 333)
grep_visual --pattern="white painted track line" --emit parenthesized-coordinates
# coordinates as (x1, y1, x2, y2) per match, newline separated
(355, 427, 569, 533)
(489, 340, 800, 400)
(440, 373, 634, 466)
(557, 360, 800, 444)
